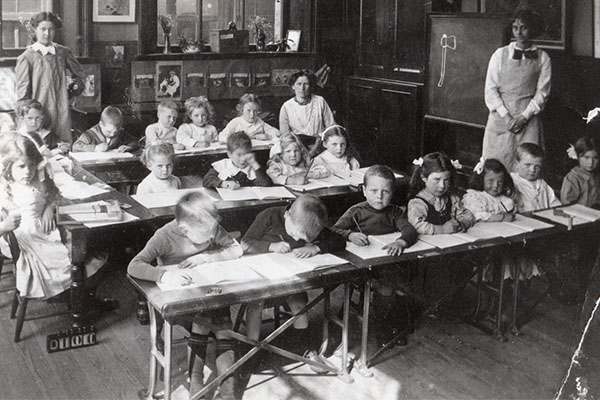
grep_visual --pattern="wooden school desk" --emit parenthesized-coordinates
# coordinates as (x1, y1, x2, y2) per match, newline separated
(57, 164, 157, 327)
(340, 209, 599, 374)
(128, 258, 366, 400)
(69, 142, 272, 189)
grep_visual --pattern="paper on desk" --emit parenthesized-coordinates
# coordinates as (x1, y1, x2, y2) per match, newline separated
(53, 171, 110, 199)
(417, 234, 471, 249)
(175, 142, 227, 154)
(70, 151, 135, 163)
(504, 214, 554, 232)
(560, 204, 600, 222)
(248, 253, 347, 280)
(403, 240, 436, 254)
(345, 233, 402, 259)
(217, 186, 295, 201)
(131, 189, 216, 209)
(286, 175, 349, 192)
(335, 168, 403, 187)
(58, 201, 138, 227)
(533, 209, 590, 227)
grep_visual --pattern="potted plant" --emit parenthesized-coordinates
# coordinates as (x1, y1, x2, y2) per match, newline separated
(158, 14, 174, 54)
(247, 15, 273, 51)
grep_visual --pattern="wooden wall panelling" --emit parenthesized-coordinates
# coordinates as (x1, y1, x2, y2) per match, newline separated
(93, 41, 138, 106)
(181, 61, 209, 100)
(131, 61, 157, 104)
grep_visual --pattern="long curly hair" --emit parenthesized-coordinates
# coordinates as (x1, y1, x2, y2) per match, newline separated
(0, 133, 59, 204)
(269, 134, 310, 167)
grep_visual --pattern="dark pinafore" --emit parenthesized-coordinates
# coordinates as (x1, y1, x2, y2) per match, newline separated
(414, 195, 452, 225)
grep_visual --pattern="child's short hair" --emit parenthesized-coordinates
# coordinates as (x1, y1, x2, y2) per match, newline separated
(288, 194, 328, 242)
(227, 131, 252, 153)
(141, 141, 175, 167)
(183, 96, 215, 123)
(363, 165, 395, 188)
(516, 142, 545, 161)
(408, 151, 456, 198)
(157, 100, 179, 114)
(511, 9, 544, 38)
(16, 99, 44, 117)
(469, 158, 514, 196)
(271, 134, 309, 164)
(175, 191, 220, 224)
(574, 136, 598, 157)
(288, 69, 317, 89)
(235, 93, 261, 115)
(100, 106, 123, 127)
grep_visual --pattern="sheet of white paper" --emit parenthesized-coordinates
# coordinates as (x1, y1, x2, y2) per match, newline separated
(131, 189, 214, 209)
(247, 253, 346, 280)
(560, 204, 600, 222)
(54, 171, 110, 199)
(70, 151, 135, 163)
(534, 209, 590, 227)
(403, 240, 436, 254)
(417, 234, 471, 249)
(217, 186, 295, 201)
(504, 214, 555, 232)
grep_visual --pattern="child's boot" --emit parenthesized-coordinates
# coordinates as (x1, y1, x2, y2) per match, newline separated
(371, 293, 398, 348)
(187, 333, 208, 399)
(215, 338, 236, 400)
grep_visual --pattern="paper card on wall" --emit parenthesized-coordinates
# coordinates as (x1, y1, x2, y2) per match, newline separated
(209, 73, 228, 87)
(253, 72, 271, 87)
(231, 73, 250, 87)
(185, 73, 205, 88)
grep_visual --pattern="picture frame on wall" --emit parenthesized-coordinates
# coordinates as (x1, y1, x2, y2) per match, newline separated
(93, 0, 136, 23)
(156, 62, 182, 101)
(286, 30, 301, 52)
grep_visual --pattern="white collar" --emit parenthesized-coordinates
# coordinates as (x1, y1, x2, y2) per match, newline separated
(30, 42, 56, 55)
(510, 41, 538, 52)
(212, 158, 256, 181)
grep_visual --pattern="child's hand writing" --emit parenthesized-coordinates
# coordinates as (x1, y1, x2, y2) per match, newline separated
(502, 212, 516, 222)
(382, 240, 406, 256)
(293, 245, 319, 259)
(117, 145, 132, 153)
(39, 205, 56, 234)
(193, 139, 207, 148)
(286, 173, 308, 185)
(269, 241, 291, 253)
(253, 133, 269, 141)
(440, 219, 461, 234)
(221, 180, 241, 190)
(174, 143, 185, 151)
(178, 254, 207, 269)
(0, 211, 21, 233)
(160, 270, 193, 286)
(57, 143, 71, 155)
(95, 143, 109, 152)
(349, 232, 370, 246)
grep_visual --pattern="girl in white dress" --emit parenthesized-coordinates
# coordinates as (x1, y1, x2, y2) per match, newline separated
(137, 141, 181, 194)
(310, 125, 359, 177)
(218, 93, 279, 143)
(0, 134, 109, 304)
(176, 97, 218, 149)
(266, 134, 327, 185)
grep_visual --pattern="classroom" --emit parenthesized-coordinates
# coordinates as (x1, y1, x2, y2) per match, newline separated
(0, 1, 599, 399)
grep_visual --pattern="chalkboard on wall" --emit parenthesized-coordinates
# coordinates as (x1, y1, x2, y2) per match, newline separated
(426, 14, 509, 127)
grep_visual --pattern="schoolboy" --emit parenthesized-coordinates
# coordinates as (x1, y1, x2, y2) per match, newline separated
(145, 100, 184, 150)
(202, 131, 271, 188)
(332, 165, 418, 346)
(72, 106, 139, 152)
(241, 194, 345, 369)
(16, 99, 68, 155)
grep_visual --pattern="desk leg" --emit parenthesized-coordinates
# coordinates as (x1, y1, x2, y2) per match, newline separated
(337, 283, 353, 383)
(355, 280, 373, 376)
(495, 264, 508, 342)
(70, 263, 85, 328)
(511, 262, 522, 336)
(163, 321, 172, 400)
(143, 305, 159, 400)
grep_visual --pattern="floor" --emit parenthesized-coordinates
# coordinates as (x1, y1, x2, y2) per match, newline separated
(0, 263, 584, 400)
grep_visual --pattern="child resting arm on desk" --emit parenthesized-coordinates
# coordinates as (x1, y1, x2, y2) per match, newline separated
(332, 165, 418, 347)
(127, 191, 242, 398)
(72, 106, 139, 153)
(202, 131, 272, 189)
(241, 194, 345, 372)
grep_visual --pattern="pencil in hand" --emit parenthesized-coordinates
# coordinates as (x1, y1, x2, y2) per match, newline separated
(352, 216, 369, 245)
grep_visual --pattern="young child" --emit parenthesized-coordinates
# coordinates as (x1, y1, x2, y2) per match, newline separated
(241, 194, 345, 368)
(266, 134, 327, 185)
(511, 143, 560, 212)
(128, 192, 243, 398)
(0, 133, 116, 311)
(145, 100, 184, 150)
(136, 141, 181, 194)
(176, 97, 218, 149)
(482, 9, 551, 172)
(463, 158, 516, 222)
(407, 152, 475, 234)
(407, 152, 475, 317)
(202, 131, 272, 189)
(332, 165, 418, 346)
(218, 94, 279, 143)
(72, 106, 139, 153)
(561, 137, 600, 208)
(16, 99, 64, 156)
(310, 125, 360, 176)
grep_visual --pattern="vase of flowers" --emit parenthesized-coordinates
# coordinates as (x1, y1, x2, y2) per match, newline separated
(159, 14, 174, 54)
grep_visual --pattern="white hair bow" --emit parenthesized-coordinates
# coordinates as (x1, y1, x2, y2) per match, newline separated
(566, 144, 578, 160)
(584, 107, 600, 124)
(473, 157, 485, 175)
(269, 139, 283, 158)
(412, 157, 424, 167)
(451, 159, 463, 170)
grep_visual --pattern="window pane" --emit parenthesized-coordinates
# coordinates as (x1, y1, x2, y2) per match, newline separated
(2, 0, 53, 49)
(157, 0, 200, 46)
(245, 0, 275, 44)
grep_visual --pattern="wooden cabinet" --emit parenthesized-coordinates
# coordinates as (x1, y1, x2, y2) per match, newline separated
(344, 76, 422, 171)
(356, 0, 426, 81)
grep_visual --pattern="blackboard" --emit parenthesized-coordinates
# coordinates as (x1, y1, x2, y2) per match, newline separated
(426, 14, 509, 127)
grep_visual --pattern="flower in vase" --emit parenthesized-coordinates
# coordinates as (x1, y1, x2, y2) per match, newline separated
(158, 14, 174, 35)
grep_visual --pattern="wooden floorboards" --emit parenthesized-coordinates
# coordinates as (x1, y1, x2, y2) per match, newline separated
(0, 266, 583, 400)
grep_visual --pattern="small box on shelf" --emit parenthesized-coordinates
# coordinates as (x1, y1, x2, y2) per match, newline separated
(209, 30, 249, 53)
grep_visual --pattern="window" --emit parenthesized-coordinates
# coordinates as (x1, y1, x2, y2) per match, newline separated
(156, 0, 279, 47)
(1, 0, 53, 50)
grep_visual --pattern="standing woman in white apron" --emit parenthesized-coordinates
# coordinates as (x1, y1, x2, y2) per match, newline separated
(482, 9, 551, 172)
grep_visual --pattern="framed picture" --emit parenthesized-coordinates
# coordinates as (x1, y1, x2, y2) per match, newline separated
(105, 45, 125, 68)
(156, 62, 182, 101)
(481, 0, 566, 50)
(185, 73, 205, 88)
(271, 69, 295, 86)
(231, 73, 250, 88)
(253, 72, 271, 87)
(286, 30, 301, 52)
(93, 0, 136, 23)
(135, 74, 154, 89)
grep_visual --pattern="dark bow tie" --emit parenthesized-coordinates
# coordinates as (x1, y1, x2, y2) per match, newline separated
(513, 49, 538, 60)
